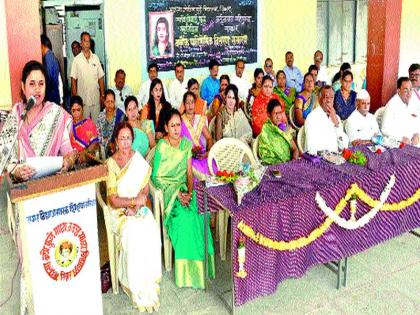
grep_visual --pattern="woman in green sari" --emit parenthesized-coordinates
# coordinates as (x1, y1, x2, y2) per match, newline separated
(273, 70, 296, 115)
(258, 99, 300, 164)
(151, 108, 215, 289)
(125, 96, 153, 157)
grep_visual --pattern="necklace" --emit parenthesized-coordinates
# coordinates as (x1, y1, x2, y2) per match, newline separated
(167, 137, 180, 147)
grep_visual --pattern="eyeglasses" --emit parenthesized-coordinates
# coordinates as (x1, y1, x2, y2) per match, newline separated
(399, 88, 413, 95)
(119, 92, 124, 102)
(265, 64, 273, 68)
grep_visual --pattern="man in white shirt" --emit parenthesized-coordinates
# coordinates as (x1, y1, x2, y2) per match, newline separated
(137, 63, 168, 108)
(382, 77, 419, 146)
(314, 50, 330, 85)
(283, 51, 303, 92)
(168, 63, 188, 109)
(230, 59, 252, 103)
(408, 63, 420, 120)
(71, 32, 105, 123)
(111, 69, 133, 114)
(304, 85, 349, 154)
(345, 89, 380, 145)
(264, 58, 276, 87)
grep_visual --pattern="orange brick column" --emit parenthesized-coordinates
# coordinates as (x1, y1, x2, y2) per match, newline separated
(4, 0, 42, 104)
(366, 0, 402, 113)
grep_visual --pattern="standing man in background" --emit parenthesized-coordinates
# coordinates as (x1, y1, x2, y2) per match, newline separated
(137, 63, 168, 107)
(264, 58, 276, 87)
(71, 40, 82, 57)
(71, 32, 105, 123)
(408, 63, 420, 120)
(168, 63, 188, 109)
(41, 34, 61, 105)
(314, 50, 330, 85)
(283, 51, 303, 92)
(201, 59, 220, 106)
(111, 69, 133, 113)
(231, 59, 251, 103)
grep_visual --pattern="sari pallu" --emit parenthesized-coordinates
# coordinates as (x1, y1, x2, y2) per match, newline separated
(0, 101, 73, 171)
(151, 138, 215, 289)
(273, 87, 296, 115)
(106, 151, 161, 310)
(258, 119, 293, 165)
(0, 101, 73, 314)
(251, 93, 283, 136)
(70, 118, 99, 152)
(132, 127, 149, 157)
(219, 108, 253, 144)
(180, 114, 217, 181)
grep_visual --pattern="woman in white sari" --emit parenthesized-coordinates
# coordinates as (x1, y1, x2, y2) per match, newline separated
(106, 121, 161, 313)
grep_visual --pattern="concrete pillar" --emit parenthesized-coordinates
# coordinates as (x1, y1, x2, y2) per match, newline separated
(366, 0, 402, 112)
(3, 0, 42, 106)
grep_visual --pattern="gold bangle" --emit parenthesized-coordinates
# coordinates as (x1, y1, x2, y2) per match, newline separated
(130, 198, 135, 208)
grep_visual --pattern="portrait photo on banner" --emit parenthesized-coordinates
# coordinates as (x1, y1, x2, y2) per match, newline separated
(149, 11, 174, 59)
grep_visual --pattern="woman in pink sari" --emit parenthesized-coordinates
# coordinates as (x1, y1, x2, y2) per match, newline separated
(0, 60, 77, 315)
(0, 60, 76, 182)
(180, 92, 214, 181)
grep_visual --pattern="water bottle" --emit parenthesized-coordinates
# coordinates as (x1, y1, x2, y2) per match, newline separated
(371, 134, 383, 145)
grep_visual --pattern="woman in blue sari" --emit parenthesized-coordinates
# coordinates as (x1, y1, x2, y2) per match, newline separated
(294, 73, 317, 127)
(333, 70, 357, 120)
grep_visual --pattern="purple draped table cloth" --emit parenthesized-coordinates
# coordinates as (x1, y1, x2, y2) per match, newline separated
(194, 146, 420, 306)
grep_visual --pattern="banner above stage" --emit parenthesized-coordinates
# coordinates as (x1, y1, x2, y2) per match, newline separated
(145, 0, 258, 71)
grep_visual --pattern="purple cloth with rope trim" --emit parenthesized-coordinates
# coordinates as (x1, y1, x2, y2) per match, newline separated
(195, 145, 420, 306)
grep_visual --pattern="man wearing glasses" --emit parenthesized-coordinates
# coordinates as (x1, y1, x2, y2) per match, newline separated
(111, 69, 133, 114)
(283, 51, 303, 92)
(314, 50, 330, 85)
(382, 77, 419, 146)
(264, 58, 276, 87)
(408, 64, 420, 119)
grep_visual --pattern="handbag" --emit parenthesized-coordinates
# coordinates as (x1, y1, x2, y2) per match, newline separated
(100, 261, 112, 293)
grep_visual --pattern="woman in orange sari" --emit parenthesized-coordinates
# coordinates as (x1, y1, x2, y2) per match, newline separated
(251, 75, 283, 136)
(179, 78, 207, 115)
(207, 74, 230, 121)
(69, 95, 99, 163)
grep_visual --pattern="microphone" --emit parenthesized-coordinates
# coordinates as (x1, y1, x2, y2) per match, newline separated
(21, 96, 36, 120)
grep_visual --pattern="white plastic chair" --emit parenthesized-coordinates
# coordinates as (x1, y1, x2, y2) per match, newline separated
(207, 137, 257, 260)
(289, 104, 300, 130)
(95, 159, 164, 293)
(297, 126, 306, 153)
(252, 134, 260, 161)
(375, 107, 386, 128)
(146, 147, 173, 272)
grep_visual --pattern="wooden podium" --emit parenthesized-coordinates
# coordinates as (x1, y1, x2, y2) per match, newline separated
(10, 165, 107, 315)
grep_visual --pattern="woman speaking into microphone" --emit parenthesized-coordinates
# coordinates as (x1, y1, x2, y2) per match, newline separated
(0, 60, 77, 182)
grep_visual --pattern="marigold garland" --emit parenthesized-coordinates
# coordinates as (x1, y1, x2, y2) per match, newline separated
(237, 177, 420, 251)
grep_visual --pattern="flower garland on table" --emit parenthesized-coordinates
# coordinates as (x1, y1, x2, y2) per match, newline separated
(315, 175, 395, 230)
(236, 236, 247, 278)
(237, 175, 420, 251)
(342, 149, 367, 166)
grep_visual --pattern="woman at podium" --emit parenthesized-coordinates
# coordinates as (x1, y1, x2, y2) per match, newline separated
(0, 60, 77, 182)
